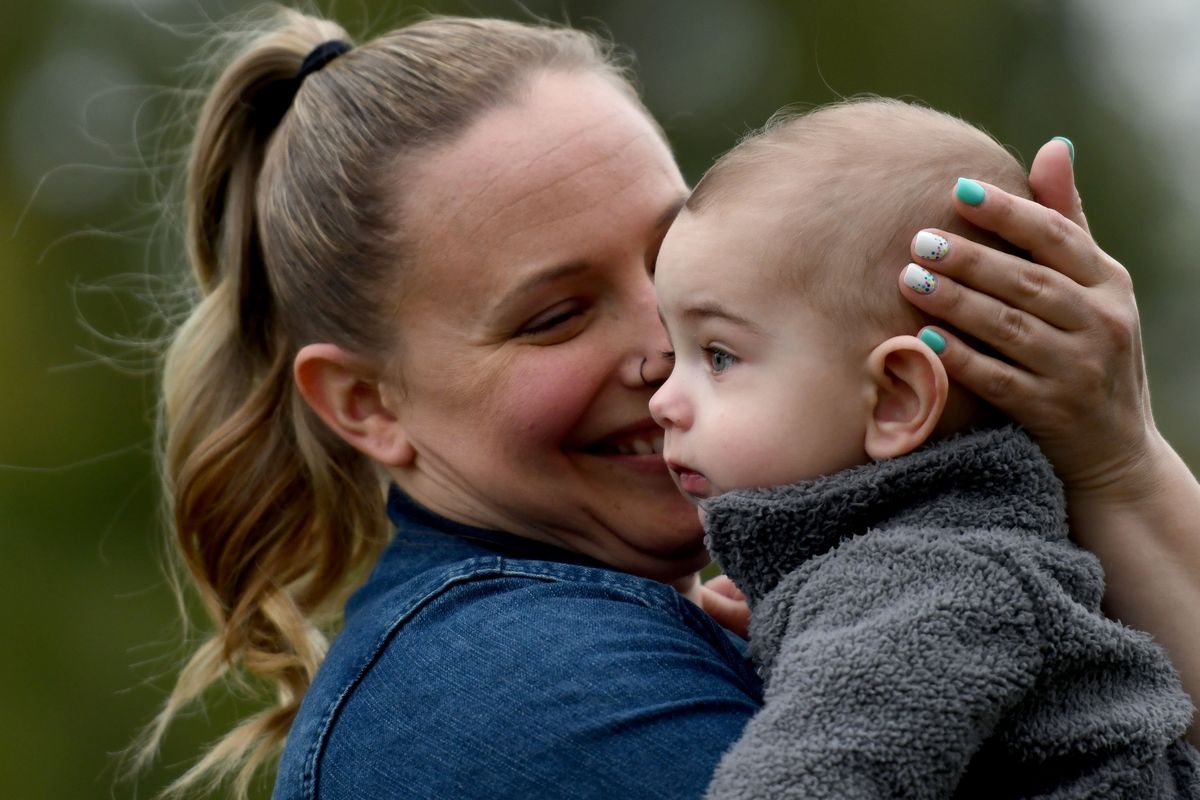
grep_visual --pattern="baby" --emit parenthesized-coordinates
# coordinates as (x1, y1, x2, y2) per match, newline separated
(650, 99, 1200, 799)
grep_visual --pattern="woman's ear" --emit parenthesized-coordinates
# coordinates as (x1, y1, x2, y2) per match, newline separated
(863, 335, 949, 460)
(293, 344, 416, 467)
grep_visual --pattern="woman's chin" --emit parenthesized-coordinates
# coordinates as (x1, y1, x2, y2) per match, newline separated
(630, 508, 711, 576)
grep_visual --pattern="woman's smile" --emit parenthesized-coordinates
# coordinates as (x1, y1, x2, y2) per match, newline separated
(582, 421, 666, 458)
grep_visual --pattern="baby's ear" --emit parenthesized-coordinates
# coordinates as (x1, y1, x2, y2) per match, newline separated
(863, 335, 949, 460)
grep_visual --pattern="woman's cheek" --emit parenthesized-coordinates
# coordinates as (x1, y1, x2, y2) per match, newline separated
(497, 348, 610, 449)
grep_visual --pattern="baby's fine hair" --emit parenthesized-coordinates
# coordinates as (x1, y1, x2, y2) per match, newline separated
(687, 97, 1034, 339)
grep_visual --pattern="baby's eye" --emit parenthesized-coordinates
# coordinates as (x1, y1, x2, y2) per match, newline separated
(703, 346, 737, 374)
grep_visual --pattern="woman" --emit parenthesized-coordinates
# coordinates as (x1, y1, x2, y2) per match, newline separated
(140, 9, 1200, 799)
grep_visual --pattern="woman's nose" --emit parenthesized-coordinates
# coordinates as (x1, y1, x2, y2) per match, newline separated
(638, 350, 672, 389)
(623, 278, 673, 389)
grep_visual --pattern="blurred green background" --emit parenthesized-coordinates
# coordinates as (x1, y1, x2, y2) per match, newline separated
(2, 0, 1197, 797)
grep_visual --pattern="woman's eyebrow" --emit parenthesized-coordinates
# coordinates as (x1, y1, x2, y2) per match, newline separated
(491, 261, 589, 315)
(493, 198, 685, 317)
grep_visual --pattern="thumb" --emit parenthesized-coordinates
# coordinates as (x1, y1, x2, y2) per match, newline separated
(699, 575, 750, 638)
(1029, 137, 1090, 235)
(703, 574, 746, 601)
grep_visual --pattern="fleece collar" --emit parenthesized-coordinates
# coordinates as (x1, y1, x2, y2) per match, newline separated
(700, 426, 1066, 607)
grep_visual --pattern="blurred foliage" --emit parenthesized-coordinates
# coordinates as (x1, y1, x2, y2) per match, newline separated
(1, 1, 1196, 798)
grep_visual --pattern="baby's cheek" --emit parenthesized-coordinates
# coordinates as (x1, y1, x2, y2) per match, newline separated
(708, 414, 791, 488)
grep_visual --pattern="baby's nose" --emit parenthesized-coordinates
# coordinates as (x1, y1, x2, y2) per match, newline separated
(649, 377, 689, 431)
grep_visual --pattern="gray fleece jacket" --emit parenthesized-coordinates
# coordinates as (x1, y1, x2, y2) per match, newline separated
(701, 426, 1200, 799)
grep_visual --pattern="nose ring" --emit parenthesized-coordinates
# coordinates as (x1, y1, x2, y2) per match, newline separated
(639, 357, 650, 387)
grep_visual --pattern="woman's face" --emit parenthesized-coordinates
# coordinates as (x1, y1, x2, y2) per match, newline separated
(382, 70, 703, 580)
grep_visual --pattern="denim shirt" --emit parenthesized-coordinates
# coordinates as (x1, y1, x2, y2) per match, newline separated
(273, 487, 763, 800)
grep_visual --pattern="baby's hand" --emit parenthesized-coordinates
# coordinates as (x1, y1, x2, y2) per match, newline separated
(698, 575, 751, 640)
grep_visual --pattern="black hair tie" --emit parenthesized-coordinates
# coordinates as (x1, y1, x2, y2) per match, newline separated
(297, 40, 352, 82)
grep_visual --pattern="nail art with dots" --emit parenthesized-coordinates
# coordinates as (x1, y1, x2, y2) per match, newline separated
(903, 263, 939, 295)
(914, 230, 949, 261)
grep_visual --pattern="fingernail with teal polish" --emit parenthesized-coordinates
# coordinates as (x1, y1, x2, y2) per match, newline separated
(903, 263, 938, 295)
(919, 328, 946, 355)
(1052, 135, 1075, 164)
(956, 177, 986, 206)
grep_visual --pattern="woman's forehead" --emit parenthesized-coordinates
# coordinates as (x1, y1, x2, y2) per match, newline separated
(403, 71, 684, 269)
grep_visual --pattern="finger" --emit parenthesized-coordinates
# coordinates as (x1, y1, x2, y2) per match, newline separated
(899, 265, 1072, 376)
(703, 574, 746, 602)
(909, 229, 1090, 331)
(951, 178, 1108, 287)
(1028, 137, 1090, 235)
(916, 325, 1045, 416)
(699, 586, 751, 639)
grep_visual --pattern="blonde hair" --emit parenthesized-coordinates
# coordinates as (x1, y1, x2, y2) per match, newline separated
(687, 97, 1034, 337)
(139, 8, 634, 797)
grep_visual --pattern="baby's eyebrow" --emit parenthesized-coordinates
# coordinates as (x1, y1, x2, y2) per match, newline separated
(686, 302, 758, 331)
(658, 301, 763, 337)
(682, 301, 763, 334)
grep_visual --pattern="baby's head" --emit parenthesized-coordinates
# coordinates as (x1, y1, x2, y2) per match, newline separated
(649, 98, 1033, 500)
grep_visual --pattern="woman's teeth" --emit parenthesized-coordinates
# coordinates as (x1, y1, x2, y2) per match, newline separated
(610, 435, 665, 455)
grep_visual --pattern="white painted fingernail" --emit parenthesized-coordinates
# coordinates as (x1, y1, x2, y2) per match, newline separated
(914, 230, 949, 261)
(903, 263, 939, 295)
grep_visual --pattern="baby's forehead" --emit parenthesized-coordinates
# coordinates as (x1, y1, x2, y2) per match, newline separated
(680, 164, 837, 266)
(661, 205, 826, 329)
(663, 202, 815, 316)
(673, 192, 804, 270)
(676, 159, 911, 331)
(686, 154, 858, 265)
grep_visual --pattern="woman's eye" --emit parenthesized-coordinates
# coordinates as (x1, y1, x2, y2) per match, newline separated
(520, 304, 584, 336)
(704, 346, 737, 374)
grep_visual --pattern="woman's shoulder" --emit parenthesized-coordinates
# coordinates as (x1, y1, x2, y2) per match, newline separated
(308, 547, 756, 719)
(346, 539, 734, 651)
(274, 549, 762, 799)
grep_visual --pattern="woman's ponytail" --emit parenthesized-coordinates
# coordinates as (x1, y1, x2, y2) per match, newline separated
(140, 12, 388, 798)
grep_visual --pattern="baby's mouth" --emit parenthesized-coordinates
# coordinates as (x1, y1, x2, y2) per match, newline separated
(667, 462, 713, 499)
